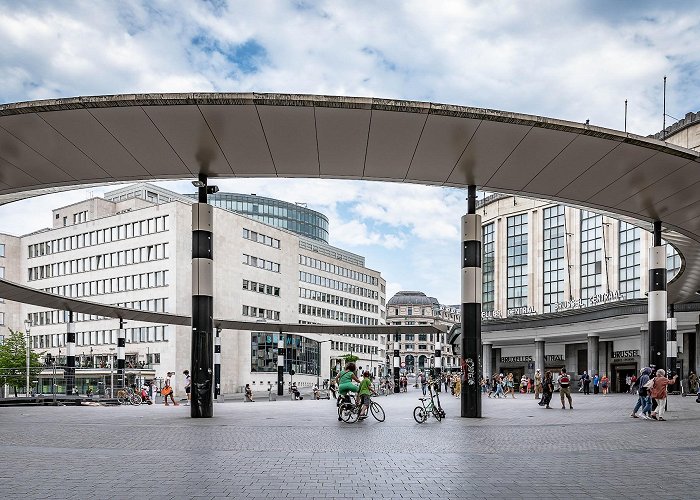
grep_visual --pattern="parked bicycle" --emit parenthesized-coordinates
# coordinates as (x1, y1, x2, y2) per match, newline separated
(337, 395, 385, 423)
(413, 379, 445, 423)
(116, 386, 142, 405)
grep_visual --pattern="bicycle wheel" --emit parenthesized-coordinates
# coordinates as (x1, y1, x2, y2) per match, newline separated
(116, 390, 127, 405)
(370, 401, 385, 422)
(341, 403, 359, 423)
(432, 406, 442, 422)
(413, 406, 427, 424)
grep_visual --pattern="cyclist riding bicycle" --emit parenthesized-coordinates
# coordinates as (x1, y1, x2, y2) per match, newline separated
(358, 371, 377, 419)
(334, 362, 361, 406)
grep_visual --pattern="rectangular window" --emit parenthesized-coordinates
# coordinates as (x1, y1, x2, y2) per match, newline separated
(543, 206, 565, 312)
(580, 210, 603, 299)
(507, 213, 529, 309)
(666, 244, 681, 281)
(619, 221, 641, 298)
(482, 223, 495, 311)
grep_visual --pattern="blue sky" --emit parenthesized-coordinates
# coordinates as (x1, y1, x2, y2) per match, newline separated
(0, 0, 699, 304)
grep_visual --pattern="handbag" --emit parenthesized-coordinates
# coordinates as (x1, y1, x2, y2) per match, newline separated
(643, 379, 654, 389)
(161, 386, 172, 396)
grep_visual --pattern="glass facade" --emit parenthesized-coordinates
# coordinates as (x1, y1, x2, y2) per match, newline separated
(190, 192, 330, 243)
(543, 206, 565, 312)
(250, 333, 319, 375)
(507, 214, 528, 309)
(618, 222, 641, 298)
(580, 210, 603, 299)
(482, 223, 495, 311)
(666, 244, 681, 280)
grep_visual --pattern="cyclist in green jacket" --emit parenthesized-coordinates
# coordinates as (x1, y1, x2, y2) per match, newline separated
(335, 362, 361, 404)
(358, 371, 377, 419)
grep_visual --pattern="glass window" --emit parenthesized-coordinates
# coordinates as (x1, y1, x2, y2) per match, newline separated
(507, 214, 529, 309)
(619, 221, 641, 298)
(580, 210, 603, 299)
(482, 223, 495, 311)
(542, 206, 565, 312)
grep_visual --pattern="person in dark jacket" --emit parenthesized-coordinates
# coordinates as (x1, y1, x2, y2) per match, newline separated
(631, 367, 652, 419)
(539, 371, 554, 409)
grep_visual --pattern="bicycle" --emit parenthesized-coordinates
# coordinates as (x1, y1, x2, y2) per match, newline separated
(337, 395, 385, 423)
(116, 386, 142, 405)
(413, 380, 445, 423)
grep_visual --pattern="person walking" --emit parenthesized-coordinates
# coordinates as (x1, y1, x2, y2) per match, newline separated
(601, 374, 610, 395)
(534, 369, 542, 400)
(593, 373, 600, 394)
(650, 369, 678, 421)
(539, 371, 554, 409)
(559, 368, 573, 409)
(581, 371, 591, 395)
(420, 371, 428, 396)
(183, 369, 191, 406)
(631, 367, 652, 419)
(506, 373, 516, 398)
(162, 372, 178, 406)
(453, 376, 461, 398)
(689, 370, 698, 394)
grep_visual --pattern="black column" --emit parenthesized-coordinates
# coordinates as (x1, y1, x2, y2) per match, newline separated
(277, 336, 284, 396)
(461, 185, 482, 418)
(214, 327, 221, 400)
(191, 174, 214, 418)
(393, 333, 400, 394)
(648, 221, 667, 372)
(66, 313, 76, 395)
(117, 318, 126, 388)
(434, 339, 442, 392)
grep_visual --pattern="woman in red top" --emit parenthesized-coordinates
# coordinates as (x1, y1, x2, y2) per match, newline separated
(650, 369, 678, 421)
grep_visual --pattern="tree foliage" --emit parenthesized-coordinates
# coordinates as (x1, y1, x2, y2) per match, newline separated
(343, 353, 359, 363)
(0, 329, 43, 395)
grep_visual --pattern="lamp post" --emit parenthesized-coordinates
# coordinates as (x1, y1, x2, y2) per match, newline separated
(23, 320, 31, 398)
(109, 347, 115, 397)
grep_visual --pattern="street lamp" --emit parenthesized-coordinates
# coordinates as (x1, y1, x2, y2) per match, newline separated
(109, 347, 115, 397)
(23, 319, 31, 398)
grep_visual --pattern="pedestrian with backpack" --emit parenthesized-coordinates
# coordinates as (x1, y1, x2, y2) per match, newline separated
(559, 368, 573, 409)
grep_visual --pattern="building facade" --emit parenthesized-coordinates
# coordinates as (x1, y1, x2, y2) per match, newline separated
(386, 291, 459, 374)
(464, 193, 697, 393)
(9, 183, 386, 396)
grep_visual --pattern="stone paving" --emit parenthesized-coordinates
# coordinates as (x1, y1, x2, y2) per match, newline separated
(0, 388, 698, 499)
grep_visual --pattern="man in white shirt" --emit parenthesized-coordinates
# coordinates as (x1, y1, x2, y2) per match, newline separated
(183, 370, 191, 406)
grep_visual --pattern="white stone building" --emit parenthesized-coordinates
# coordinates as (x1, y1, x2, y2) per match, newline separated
(9, 183, 386, 395)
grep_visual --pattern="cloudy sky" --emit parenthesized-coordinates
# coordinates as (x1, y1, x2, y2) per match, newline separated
(1, 0, 699, 304)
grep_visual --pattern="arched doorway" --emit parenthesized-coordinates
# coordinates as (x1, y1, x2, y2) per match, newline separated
(418, 355, 427, 372)
(405, 354, 415, 374)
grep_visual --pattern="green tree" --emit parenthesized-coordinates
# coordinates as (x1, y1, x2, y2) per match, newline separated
(0, 329, 43, 397)
(343, 353, 359, 363)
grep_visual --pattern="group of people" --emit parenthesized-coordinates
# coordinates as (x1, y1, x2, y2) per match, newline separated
(335, 362, 377, 420)
(578, 372, 610, 395)
(484, 373, 518, 398)
(630, 367, 679, 421)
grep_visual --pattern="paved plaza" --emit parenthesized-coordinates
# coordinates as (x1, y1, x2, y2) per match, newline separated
(0, 389, 698, 499)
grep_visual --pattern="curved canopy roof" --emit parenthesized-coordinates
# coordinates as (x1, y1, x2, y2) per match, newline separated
(1, 93, 699, 304)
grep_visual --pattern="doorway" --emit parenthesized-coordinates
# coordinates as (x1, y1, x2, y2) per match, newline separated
(612, 364, 637, 393)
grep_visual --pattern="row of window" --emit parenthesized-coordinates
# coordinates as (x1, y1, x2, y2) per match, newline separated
(242, 305, 281, 321)
(299, 271, 379, 299)
(299, 254, 379, 285)
(42, 271, 169, 298)
(299, 287, 379, 313)
(243, 279, 281, 297)
(28, 215, 169, 258)
(31, 326, 170, 349)
(242, 254, 281, 273)
(242, 228, 281, 249)
(28, 243, 169, 281)
(251, 333, 320, 375)
(298, 303, 380, 325)
(331, 341, 379, 355)
(27, 297, 169, 326)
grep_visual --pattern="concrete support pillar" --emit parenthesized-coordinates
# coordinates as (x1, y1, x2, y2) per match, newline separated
(588, 334, 599, 377)
(117, 318, 126, 389)
(693, 322, 699, 379)
(461, 185, 482, 418)
(191, 174, 214, 418)
(214, 327, 221, 400)
(482, 342, 493, 381)
(648, 221, 667, 371)
(277, 337, 284, 396)
(640, 328, 650, 370)
(534, 339, 545, 375)
(66, 315, 76, 395)
(393, 335, 400, 394)
(434, 341, 442, 392)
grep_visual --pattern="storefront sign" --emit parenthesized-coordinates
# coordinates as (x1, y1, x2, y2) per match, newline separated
(507, 306, 537, 317)
(545, 354, 564, 361)
(612, 349, 639, 360)
(481, 310, 504, 320)
(556, 291, 626, 312)
(500, 356, 533, 363)
(554, 299, 585, 312)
